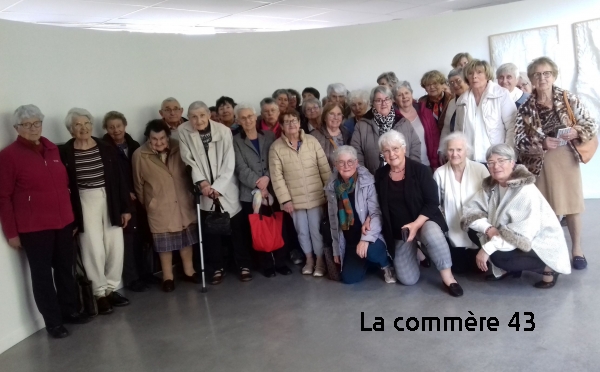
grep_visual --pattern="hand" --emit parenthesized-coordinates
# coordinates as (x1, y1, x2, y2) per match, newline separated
(401, 221, 420, 242)
(129, 192, 137, 201)
(476, 249, 489, 272)
(199, 181, 212, 197)
(333, 255, 340, 264)
(255, 176, 270, 190)
(210, 189, 221, 199)
(7, 237, 21, 250)
(485, 226, 500, 239)
(121, 213, 131, 229)
(543, 137, 562, 150)
(356, 241, 369, 259)
(260, 188, 270, 199)
(282, 202, 294, 214)
(560, 128, 579, 141)
(361, 216, 371, 235)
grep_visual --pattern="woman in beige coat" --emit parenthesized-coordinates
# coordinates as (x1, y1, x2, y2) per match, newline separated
(132, 120, 198, 292)
(269, 109, 332, 276)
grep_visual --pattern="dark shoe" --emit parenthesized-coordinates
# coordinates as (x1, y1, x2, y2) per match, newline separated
(573, 256, 587, 270)
(46, 325, 69, 339)
(162, 279, 175, 292)
(485, 271, 522, 281)
(420, 257, 431, 268)
(275, 265, 293, 275)
(107, 292, 130, 307)
(534, 271, 559, 289)
(240, 268, 253, 282)
(183, 273, 200, 284)
(63, 312, 92, 325)
(210, 269, 225, 285)
(445, 282, 464, 297)
(126, 279, 149, 292)
(263, 268, 276, 278)
(290, 249, 304, 265)
(96, 296, 113, 315)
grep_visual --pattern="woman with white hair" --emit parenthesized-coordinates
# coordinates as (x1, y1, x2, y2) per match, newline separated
(301, 97, 322, 134)
(461, 144, 571, 287)
(324, 146, 396, 284)
(60, 108, 132, 315)
(326, 83, 351, 118)
(377, 72, 399, 89)
(0, 105, 91, 338)
(179, 101, 253, 285)
(433, 133, 489, 273)
(374, 130, 463, 296)
(344, 89, 370, 136)
(441, 68, 470, 140)
(517, 72, 532, 94)
(496, 63, 530, 108)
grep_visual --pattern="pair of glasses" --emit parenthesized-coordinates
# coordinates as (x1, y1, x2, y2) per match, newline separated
(18, 121, 42, 129)
(283, 120, 298, 126)
(487, 158, 510, 167)
(532, 71, 553, 80)
(335, 160, 357, 168)
(373, 98, 391, 105)
(448, 79, 464, 87)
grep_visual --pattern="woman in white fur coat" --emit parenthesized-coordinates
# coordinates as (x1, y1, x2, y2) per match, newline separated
(461, 144, 571, 289)
(433, 133, 489, 273)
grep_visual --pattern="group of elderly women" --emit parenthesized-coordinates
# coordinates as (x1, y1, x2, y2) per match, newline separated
(1, 54, 597, 338)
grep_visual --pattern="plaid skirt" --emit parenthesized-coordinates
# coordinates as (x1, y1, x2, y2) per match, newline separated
(152, 224, 199, 253)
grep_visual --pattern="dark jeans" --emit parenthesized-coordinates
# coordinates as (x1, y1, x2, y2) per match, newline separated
(20, 224, 78, 327)
(241, 202, 288, 270)
(489, 249, 547, 274)
(200, 210, 252, 276)
(341, 239, 390, 284)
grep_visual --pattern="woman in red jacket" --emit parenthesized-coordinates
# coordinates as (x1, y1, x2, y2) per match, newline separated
(0, 105, 91, 339)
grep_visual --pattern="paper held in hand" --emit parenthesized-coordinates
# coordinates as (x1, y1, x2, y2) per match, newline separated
(556, 128, 570, 146)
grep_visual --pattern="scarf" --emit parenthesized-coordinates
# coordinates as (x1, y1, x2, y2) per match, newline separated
(373, 108, 396, 136)
(334, 172, 357, 231)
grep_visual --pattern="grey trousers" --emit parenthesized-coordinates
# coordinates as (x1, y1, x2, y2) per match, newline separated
(393, 221, 452, 285)
(291, 206, 324, 256)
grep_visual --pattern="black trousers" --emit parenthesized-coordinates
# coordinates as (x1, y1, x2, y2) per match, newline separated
(122, 231, 146, 285)
(240, 202, 288, 270)
(20, 224, 78, 328)
(200, 210, 252, 276)
(489, 249, 547, 274)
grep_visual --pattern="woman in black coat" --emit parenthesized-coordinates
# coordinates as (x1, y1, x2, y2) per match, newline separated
(374, 130, 463, 297)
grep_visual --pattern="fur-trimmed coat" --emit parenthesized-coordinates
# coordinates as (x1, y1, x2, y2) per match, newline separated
(460, 165, 571, 274)
(515, 86, 598, 176)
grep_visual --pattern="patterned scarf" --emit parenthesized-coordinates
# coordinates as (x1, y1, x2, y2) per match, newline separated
(373, 108, 396, 136)
(334, 172, 357, 231)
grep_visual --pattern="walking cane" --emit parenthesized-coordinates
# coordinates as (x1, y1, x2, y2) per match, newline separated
(194, 184, 208, 293)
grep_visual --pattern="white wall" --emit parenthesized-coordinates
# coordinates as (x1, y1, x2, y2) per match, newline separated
(1, 0, 599, 353)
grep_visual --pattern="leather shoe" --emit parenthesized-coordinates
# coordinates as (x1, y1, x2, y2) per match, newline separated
(46, 325, 69, 339)
(63, 312, 92, 324)
(107, 292, 130, 307)
(445, 282, 464, 297)
(275, 265, 293, 275)
(263, 268, 276, 278)
(126, 279, 149, 292)
(573, 256, 587, 270)
(239, 268, 253, 282)
(183, 273, 200, 284)
(162, 279, 175, 292)
(96, 296, 113, 315)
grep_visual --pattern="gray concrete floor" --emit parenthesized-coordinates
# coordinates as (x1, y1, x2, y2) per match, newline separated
(1, 200, 599, 372)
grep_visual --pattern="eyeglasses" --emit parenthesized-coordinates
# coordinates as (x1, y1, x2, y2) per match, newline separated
(448, 79, 464, 87)
(73, 122, 93, 129)
(335, 159, 357, 168)
(18, 121, 42, 129)
(283, 119, 298, 126)
(486, 158, 511, 167)
(373, 98, 391, 105)
(532, 71, 553, 80)
(162, 108, 182, 114)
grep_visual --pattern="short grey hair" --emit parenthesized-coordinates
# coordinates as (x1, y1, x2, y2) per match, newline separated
(347, 89, 370, 106)
(302, 97, 322, 114)
(161, 97, 180, 109)
(333, 145, 358, 163)
(370, 85, 393, 105)
(496, 63, 519, 79)
(392, 81, 413, 97)
(188, 101, 209, 114)
(377, 71, 399, 86)
(65, 108, 93, 132)
(378, 130, 406, 151)
(327, 83, 348, 97)
(260, 97, 277, 110)
(440, 132, 472, 156)
(272, 89, 290, 100)
(234, 103, 256, 116)
(486, 143, 516, 162)
(13, 104, 44, 128)
(448, 68, 465, 80)
(518, 72, 531, 85)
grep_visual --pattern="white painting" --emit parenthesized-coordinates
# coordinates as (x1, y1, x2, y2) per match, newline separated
(489, 26, 559, 83)
(574, 19, 600, 125)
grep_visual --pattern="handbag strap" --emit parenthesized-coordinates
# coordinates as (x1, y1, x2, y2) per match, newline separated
(563, 91, 577, 128)
(211, 197, 225, 214)
(258, 204, 276, 220)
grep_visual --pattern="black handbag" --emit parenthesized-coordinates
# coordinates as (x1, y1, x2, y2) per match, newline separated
(75, 240, 97, 317)
(205, 198, 231, 235)
(320, 214, 333, 247)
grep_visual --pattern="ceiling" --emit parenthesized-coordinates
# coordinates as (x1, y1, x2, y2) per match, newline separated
(0, 0, 522, 34)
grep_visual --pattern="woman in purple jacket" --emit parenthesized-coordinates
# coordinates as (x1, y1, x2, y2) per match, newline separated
(0, 105, 91, 339)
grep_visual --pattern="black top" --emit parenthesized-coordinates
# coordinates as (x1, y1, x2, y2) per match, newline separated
(387, 177, 412, 239)
(342, 191, 362, 250)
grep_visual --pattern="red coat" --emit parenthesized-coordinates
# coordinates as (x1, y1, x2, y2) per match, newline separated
(0, 136, 74, 239)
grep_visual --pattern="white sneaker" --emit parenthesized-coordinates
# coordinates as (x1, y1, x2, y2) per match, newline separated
(382, 266, 397, 284)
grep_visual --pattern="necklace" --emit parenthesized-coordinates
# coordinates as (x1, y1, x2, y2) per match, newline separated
(390, 167, 405, 173)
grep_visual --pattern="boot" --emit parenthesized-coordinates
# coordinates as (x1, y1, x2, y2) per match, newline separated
(313, 255, 326, 277)
(302, 254, 314, 275)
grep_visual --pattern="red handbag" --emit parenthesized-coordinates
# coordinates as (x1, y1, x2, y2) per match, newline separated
(248, 208, 285, 253)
